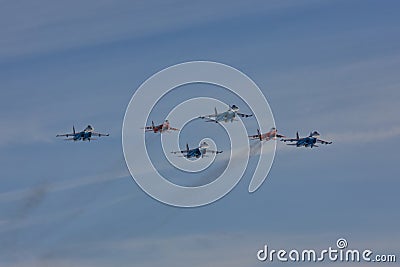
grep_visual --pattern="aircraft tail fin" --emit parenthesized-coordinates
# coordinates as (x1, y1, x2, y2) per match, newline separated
(257, 129, 262, 141)
(296, 131, 299, 140)
(73, 125, 76, 135)
(186, 143, 189, 152)
(214, 107, 218, 117)
(152, 121, 155, 129)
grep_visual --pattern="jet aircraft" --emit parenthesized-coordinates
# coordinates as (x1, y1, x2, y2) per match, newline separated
(171, 142, 223, 159)
(281, 131, 332, 148)
(249, 127, 286, 141)
(56, 125, 109, 141)
(198, 105, 252, 123)
(143, 120, 179, 133)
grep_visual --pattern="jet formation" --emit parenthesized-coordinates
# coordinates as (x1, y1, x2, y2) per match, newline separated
(143, 104, 332, 158)
(57, 104, 332, 153)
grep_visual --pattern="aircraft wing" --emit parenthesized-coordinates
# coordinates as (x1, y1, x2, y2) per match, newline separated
(205, 119, 219, 123)
(91, 132, 109, 137)
(56, 133, 74, 137)
(171, 150, 188, 155)
(316, 139, 332, 145)
(199, 114, 217, 120)
(276, 134, 286, 138)
(169, 127, 180, 131)
(236, 112, 253, 118)
(281, 138, 298, 142)
(207, 150, 223, 154)
(143, 124, 163, 131)
(198, 117, 219, 123)
(248, 134, 261, 140)
(142, 126, 153, 131)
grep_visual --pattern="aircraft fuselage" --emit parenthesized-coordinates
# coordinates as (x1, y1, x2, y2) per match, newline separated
(186, 148, 206, 158)
(296, 137, 317, 147)
(73, 131, 93, 141)
(216, 110, 236, 123)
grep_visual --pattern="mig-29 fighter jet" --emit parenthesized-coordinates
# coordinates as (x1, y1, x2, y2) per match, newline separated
(143, 120, 179, 133)
(249, 127, 286, 141)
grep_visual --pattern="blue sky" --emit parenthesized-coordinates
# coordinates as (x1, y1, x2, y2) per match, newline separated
(1, 0, 399, 266)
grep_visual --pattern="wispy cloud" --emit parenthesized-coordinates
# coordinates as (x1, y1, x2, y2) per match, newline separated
(326, 126, 400, 144)
(0, 0, 320, 62)
(2, 232, 397, 267)
(0, 191, 135, 235)
(0, 168, 129, 203)
(0, 116, 53, 146)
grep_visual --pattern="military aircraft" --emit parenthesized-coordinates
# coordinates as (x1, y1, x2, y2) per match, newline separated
(198, 105, 252, 123)
(281, 131, 332, 148)
(171, 142, 223, 159)
(143, 120, 179, 133)
(249, 127, 286, 141)
(56, 125, 109, 141)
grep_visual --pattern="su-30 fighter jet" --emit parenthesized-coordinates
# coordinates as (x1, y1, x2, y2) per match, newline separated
(143, 120, 179, 133)
(249, 128, 286, 141)
(281, 131, 332, 148)
(198, 105, 252, 123)
(171, 142, 222, 159)
(56, 125, 109, 141)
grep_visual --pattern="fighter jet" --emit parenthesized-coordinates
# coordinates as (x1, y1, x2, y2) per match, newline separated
(143, 120, 179, 133)
(198, 105, 252, 123)
(281, 131, 332, 148)
(171, 142, 222, 159)
(249, 128, 286, 141)
(56, 125, 109, 141)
